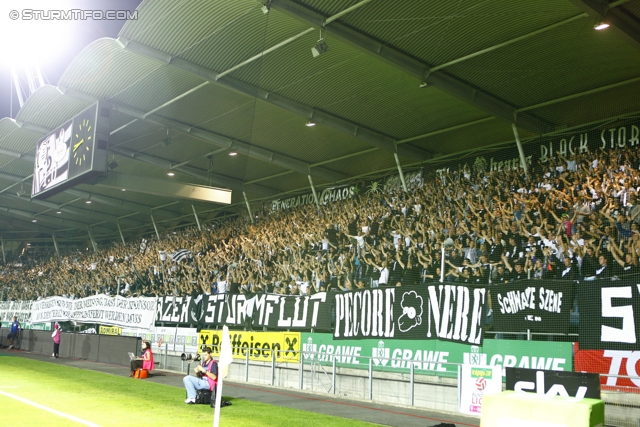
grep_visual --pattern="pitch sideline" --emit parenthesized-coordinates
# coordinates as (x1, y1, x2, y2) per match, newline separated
(0, 389, 102, 427)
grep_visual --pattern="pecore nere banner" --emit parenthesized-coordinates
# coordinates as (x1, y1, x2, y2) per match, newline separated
(332, 285, 486, 345)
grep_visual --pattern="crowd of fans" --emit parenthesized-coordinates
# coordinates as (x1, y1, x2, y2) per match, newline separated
(2, 145, 640, 302)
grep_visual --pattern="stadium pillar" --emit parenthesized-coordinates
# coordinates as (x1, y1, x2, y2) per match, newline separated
(243, 192, 254, 224)
(87, 226, 97, 252)
(52, 232, 59, 256)
(308, 175, 320, 209)
(393, 152, 408, 192)
(151, 215, 160, 239)
(0, 236, 5, 264)
(117, 221, 125, 244)
(512, 123, 529, 178)
(191, 204, 202, 231)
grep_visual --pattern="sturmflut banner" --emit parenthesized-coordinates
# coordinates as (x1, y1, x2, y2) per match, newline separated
(490, 280, 576, 333)
(156, 293, 332, 331)
(30, 294, 157, 329)
(332, 285, 486, 345)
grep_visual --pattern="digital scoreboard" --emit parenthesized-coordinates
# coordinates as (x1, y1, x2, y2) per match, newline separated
(32, 101, 111, 199)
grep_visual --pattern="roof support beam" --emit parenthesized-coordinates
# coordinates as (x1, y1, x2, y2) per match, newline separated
(429, 13, 588, 72)
(0, 215, 57, 235)
(569, 0, 640, 51)
(116, 38, 432, 161)
(268, 0, 552, 135)
(0, 204, 95, 229)
(215, 0, 372, 79)
(0, 193, 142, 226)
(60, 85, 346, 183)
(64, 188, 159, 217)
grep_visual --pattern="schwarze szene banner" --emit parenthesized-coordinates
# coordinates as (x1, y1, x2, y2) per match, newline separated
(490, 280, 576, 333)
(156, 293, 332, 331)
(30, 294, 157, 329)
(332, 284, 486, 345)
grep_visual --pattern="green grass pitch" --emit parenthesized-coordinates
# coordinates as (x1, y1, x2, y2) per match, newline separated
(0, 356, 378, 427)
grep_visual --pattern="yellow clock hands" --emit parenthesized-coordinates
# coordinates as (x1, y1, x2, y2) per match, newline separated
(73, 139, 85, 152)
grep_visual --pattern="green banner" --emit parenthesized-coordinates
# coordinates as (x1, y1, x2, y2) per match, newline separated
(301, 333, 572, 378)
(1, 321, 51, 331)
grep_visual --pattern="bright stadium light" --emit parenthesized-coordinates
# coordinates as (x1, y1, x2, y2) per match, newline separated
(0, 2, 74, 66)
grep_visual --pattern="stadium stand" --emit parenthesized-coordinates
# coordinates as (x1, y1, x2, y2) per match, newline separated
(2, 145, 639, 311)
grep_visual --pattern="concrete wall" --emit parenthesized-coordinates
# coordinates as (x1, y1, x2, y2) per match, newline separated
(0, 329, 140, 367)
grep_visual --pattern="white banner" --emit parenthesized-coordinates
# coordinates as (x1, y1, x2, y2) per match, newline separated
(458, 364, 502, 416)
(0, 300, 33, 324)
(29, 294, 157, 330)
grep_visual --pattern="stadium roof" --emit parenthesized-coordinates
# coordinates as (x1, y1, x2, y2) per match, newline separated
(0, 0, 639, 245)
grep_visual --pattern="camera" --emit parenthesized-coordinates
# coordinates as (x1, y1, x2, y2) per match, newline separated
(181, 353, 201, 362)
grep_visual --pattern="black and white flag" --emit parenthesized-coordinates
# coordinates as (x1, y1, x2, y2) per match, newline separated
(490, 280, 575, 333)
(156, 293, 332, 331)
(578, 276, 640, 350)
(332, 284, 486, 345)
(139, 238, 148, 255)
(169, 249, 192, 263)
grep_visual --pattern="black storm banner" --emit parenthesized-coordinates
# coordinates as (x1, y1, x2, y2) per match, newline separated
(332, 285, 486, 345)
(156, 293, 332, 331)
(490, 280, 576, 333)
(578, 277, 640, 350)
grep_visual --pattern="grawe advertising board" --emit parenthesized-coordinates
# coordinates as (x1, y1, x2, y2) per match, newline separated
(198, 330, 300, 363)
(301, 333, 572, 378)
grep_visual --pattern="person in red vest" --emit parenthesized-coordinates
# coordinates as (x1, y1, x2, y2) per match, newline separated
(182, 347, 218, 404)
(51, 323, 61, 358)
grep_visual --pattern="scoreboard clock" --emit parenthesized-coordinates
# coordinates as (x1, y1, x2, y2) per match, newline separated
(32, 101, 111, 199)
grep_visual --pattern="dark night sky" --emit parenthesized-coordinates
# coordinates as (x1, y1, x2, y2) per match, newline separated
(0, 0, 142, 120)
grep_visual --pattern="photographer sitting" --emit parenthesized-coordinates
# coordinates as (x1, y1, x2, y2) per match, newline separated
(182, 347, 217, 404)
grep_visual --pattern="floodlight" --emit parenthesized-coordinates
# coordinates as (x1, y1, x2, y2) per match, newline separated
(229, 151, 238, 156)
(594, 20, 610, 30)
(306, 121, 316, 127)
(167, 171, 175, 176)
(261, 4, 270, 14)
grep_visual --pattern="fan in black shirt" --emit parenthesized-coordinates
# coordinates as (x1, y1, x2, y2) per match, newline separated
(558, 257, 578, 281)
(610, 247, 640, 277)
